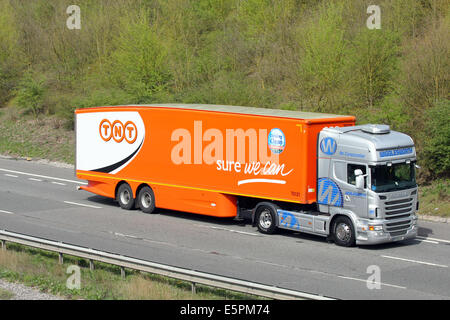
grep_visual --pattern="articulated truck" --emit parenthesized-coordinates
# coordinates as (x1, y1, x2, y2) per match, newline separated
(75, 104, 419, 246)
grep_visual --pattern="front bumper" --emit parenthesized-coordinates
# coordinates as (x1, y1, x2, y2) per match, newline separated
(355, 224, 418, 245)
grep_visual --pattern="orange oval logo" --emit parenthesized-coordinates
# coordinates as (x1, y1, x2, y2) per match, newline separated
(124, 121, 138, 144)
(99, 119, 112, 142)
(99, 119, 137, 144)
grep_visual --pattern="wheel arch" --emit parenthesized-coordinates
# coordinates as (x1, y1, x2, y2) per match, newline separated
(329, 209, 359, 233)
(329, 210, 359, 246)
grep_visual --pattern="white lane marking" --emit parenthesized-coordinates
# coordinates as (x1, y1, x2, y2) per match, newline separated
(52, 181, 66, 186)
(417, 239, 439, 244)
(112, 232, 142, 240)
(210, 226, 260, 236)
(195, 224, 261, 236)
(63, 201, 102, 209)
(338, 275, 407, 290)
(0, 168, 87, 185)
(381, 255, 448, 268)
(28, 178, 43, 182)
(0, 209, 14, 215)
(4, 174, 18, 178)
(417, 236, 450, 244)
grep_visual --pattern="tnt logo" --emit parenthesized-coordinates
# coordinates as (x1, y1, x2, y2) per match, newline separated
(99, 119, 137, 143)
(320, 137, 337, 155)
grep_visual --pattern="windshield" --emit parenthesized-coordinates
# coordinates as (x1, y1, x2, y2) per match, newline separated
(370, 162, 416, 192)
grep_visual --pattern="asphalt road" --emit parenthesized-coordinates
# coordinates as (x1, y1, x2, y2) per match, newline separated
(0, 156, 449, 299)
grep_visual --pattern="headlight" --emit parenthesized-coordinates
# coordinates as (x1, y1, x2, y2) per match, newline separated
(368, 225, 383, 231)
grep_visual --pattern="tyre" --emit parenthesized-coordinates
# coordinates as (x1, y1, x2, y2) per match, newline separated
(332, 216, 356, 247)
(256, 205, 277, 234)
(137, 186, 156, 214)
(116, 183, 135, 210)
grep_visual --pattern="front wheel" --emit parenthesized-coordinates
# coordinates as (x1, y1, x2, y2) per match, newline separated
(256, 205, 277, 234)
(332, 216, 356, 247)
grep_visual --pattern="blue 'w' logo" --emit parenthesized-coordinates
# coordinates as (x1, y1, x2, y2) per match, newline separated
(318, 178, 343, 207)
(320, 137, 337, 155)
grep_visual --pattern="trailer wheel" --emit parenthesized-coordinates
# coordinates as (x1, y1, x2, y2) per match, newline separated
(332, 216, 356, 247)
(116, 183, 135, 210)
(137, 186, 156, 214)
(256, 205, 277, 234)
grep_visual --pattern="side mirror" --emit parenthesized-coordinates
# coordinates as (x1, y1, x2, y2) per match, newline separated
(354, 169, 365, 189)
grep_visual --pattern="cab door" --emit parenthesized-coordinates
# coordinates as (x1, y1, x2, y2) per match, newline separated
(341, 163, 369, 218)
(317, 134, 343, 214)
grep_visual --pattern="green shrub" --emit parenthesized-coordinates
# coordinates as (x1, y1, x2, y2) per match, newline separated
(15, 72, 46, 117)
(347, 28, 400, 109)
(435, 181, 449, 201)
(395, 14, 449, 132)
(60, 88, 135, 130)
(358, 94, 410, 131)
(179, 71, 275, 108)
(107, 11, 171, 103)
(296, 2, 350, 113)
(422, 99, 450, 179)
(0, 0, 25, 106)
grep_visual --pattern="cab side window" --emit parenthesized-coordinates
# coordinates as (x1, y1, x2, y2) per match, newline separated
(333, 161, 347, 183)
(348, 164, 366, 187)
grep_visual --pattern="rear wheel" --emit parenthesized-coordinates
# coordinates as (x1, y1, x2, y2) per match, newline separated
(137, 186, 156, 214)
(116, 183, 135, 210)
(332, 216, 356, 247)
(256, 205, 277, 234)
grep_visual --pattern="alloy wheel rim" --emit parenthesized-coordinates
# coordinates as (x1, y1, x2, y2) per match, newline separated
(120, 190, 130, 205)
(259, 209, 272, 229)
(141, 192, 152, 208)
(336, 223, 351, 242)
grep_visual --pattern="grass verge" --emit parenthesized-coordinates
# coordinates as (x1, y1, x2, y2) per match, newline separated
(0, 109, 74, 164)
(418, 180, 450, 218)
(0, 243, 263, 300)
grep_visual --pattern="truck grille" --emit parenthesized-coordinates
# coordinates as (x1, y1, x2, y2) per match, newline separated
(384, 198, 413, 220)
(384, 197, 413, 236)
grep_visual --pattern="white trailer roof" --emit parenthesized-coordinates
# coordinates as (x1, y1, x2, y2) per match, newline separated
(99, 104, 350, 120)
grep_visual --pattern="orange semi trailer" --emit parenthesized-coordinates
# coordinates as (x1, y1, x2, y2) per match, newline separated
(76, 104, 419, 246)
